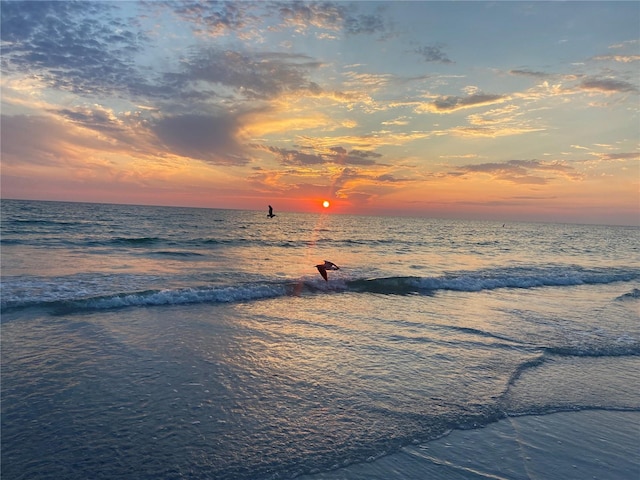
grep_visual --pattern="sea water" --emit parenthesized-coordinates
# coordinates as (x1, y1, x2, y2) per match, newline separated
(1, 199, 638, 479)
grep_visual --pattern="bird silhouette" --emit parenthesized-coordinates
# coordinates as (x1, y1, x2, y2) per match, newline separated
(315, 260, 339, 281)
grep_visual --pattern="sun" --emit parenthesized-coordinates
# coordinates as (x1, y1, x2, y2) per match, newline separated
(322, 200, 330, 208)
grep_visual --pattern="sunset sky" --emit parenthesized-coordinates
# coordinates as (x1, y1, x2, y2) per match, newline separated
(1, 1, 638, 225)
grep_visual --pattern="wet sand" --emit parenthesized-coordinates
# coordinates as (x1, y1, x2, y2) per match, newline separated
(300, 410, 640, 479)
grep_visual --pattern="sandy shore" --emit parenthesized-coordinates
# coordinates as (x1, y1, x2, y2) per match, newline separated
(300, 410, 640, 480)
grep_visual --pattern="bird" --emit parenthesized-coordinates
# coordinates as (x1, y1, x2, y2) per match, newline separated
(267, 205, 276, 218)
(315, 260, 339, 281)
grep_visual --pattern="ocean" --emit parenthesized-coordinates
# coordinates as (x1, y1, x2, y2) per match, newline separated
(1, 199, 639, 479)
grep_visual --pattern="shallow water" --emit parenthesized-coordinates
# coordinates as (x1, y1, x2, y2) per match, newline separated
(299, 410, 640, 480)
(2, 200, 639, 479)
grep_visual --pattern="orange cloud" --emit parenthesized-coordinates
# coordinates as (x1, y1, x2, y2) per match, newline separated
(416, 93, 508, 114)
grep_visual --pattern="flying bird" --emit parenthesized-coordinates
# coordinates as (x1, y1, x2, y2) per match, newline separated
(267, 205, 276, 218)
(315, 260, 339, 281)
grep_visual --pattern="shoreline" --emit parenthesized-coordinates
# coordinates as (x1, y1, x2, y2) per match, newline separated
(299, 409, 640, 480)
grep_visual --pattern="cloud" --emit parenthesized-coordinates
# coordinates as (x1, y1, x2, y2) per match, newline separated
(0, 113, 123, 168)
(439, 154, 481, 160)
(327, 164, 416, 205)
(219, 1, 388, 37)
(275, 1, 346, 32)
(177, 48, 323, 100)
(448, 159, 583, 184)
(258, 144, 383, 166)
(414, 44, 453, 64)
(343, 11, 387, 36)
(447, 124, 544, 138)
(263, 146, 324, 166)
(592, 55, 640, 63)
(245, 163, 381, 201)
(417, 93, 507, 113)
(343, 71, 393, 89)
(159, 1, 249, 36)
(593, 152, 640, 161)
(2, 108, 240, 170)
(45, 104, 173, 160)
(53, 107, 126, 135)
(509, 69, 549, 78)
(466, 104, 521, 126)
(381, 116, 410, 126)
(1, 115, 72, 166)
(0, 2, 326, 104)
(159, 1, 389, 38)
(151, 113, 249, 165)
(454, 103, 546, 137)
(578, 77, 638, 94)
(297, 131, 431, 150)
(1, 1, 148, 97)
(374, 173, 408, 183)
(608, 39, 639, 49)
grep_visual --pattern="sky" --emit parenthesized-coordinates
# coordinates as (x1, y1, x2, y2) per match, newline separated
(1, 1, 638, 225)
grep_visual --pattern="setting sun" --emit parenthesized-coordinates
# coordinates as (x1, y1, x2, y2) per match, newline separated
(322, 200, 330, 209)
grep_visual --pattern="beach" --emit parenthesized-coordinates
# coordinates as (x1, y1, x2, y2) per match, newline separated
(300, 410, 640, 479)
(2, 200, 638, 479)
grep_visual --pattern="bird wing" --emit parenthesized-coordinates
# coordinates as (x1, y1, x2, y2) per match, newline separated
(316, 265, 328, 281)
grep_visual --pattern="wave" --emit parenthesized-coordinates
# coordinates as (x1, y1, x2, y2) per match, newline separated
(0, 233, 435, 250)
(0, 283, 292, 315)
(2, 265, 638, 314)
(62, 284, 291, 313)
(348, 265, 639, 295)
(8, 236, 309, 249)
(616, 288, 640, 301)
(545, 342, 640, 357)
(6, 218, 79, 227)
(148, 251, 205, 258)
(110, 236, 162, 246)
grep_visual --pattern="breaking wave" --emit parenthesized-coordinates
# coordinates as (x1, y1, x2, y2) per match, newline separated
(2, 265, 638, 315)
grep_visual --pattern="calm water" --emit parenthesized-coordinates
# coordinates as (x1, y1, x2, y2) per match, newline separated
(2, 199, 639, 479)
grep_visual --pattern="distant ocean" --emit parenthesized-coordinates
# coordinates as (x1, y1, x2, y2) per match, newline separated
(2, 199, 639, 479)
